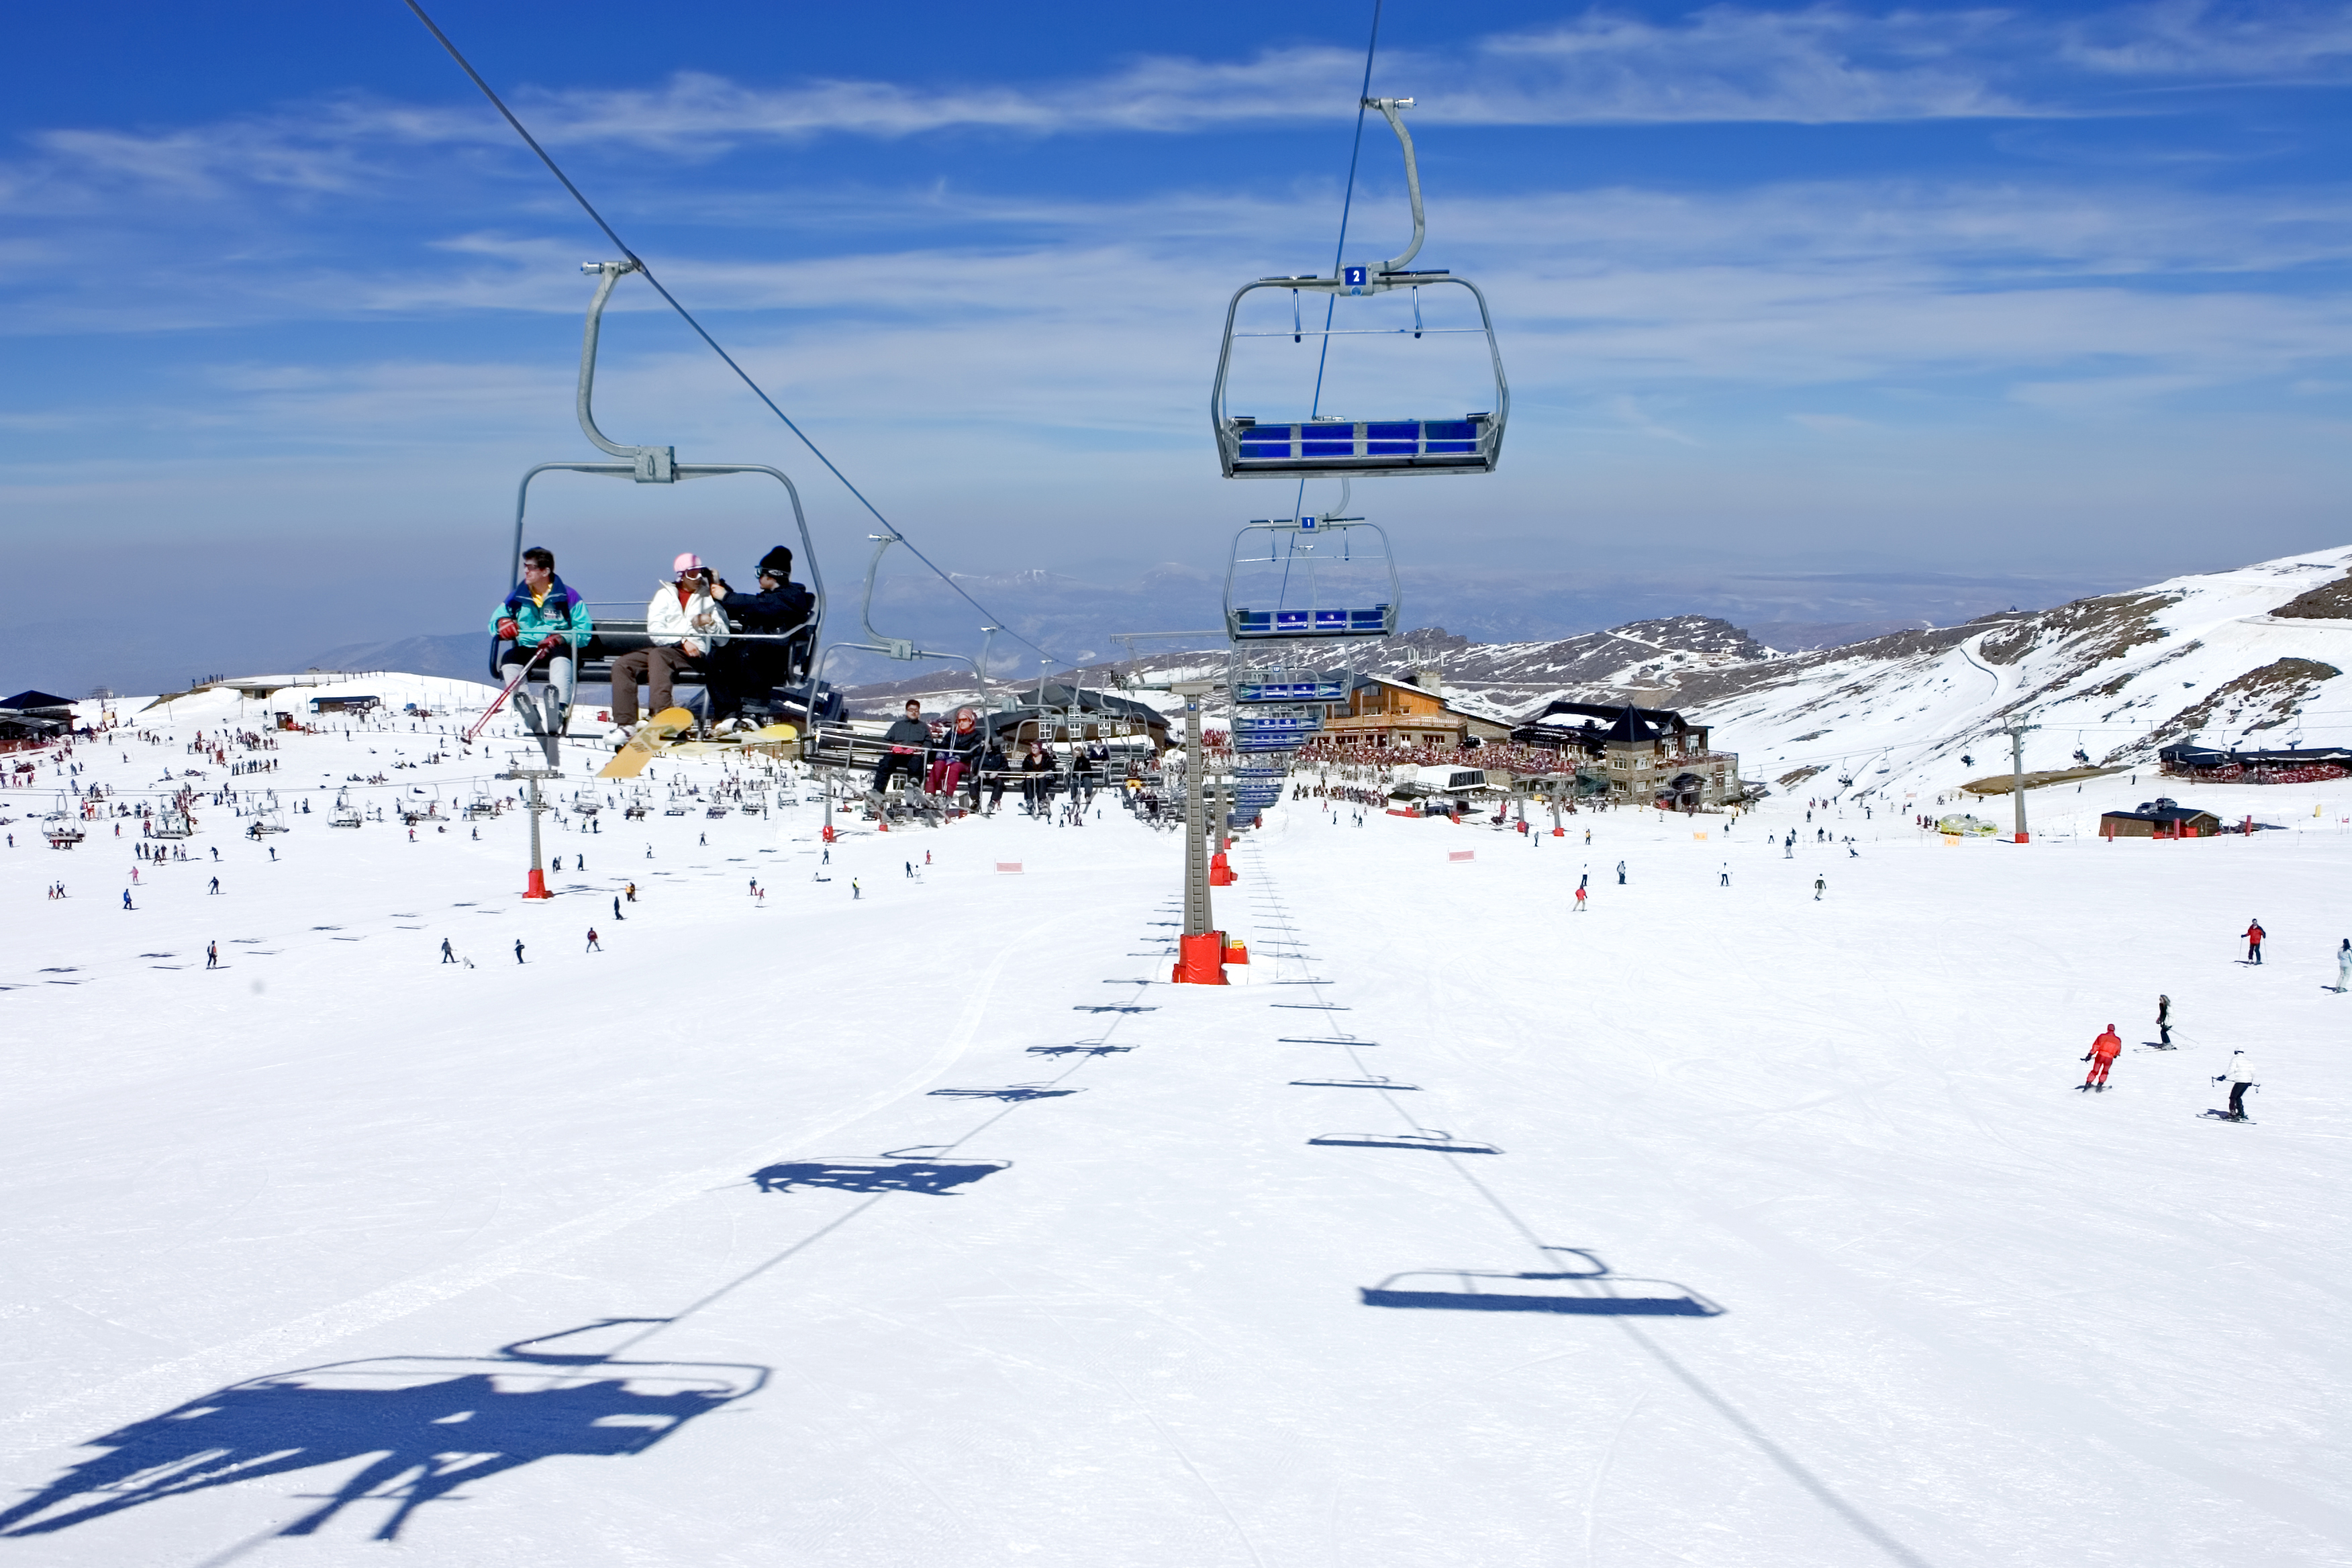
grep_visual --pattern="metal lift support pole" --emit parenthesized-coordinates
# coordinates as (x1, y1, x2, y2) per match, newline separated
(501, 764, 562, 897)
(1171, 681, 1225, 983)
(2002, 720, 2040, 843)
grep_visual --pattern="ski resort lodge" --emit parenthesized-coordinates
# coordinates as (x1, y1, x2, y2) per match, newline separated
(1319, 671, 1515, 750)
(1511, 701, 1743, 810)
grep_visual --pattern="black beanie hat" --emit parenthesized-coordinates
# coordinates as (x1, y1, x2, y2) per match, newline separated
(756, 546, 794, 577)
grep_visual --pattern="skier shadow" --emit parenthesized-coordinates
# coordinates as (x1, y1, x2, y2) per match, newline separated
(751, 1155, 1012, 1195)
(1362, 1248, 1723, 1317)
(0, 1320, 765, 1543)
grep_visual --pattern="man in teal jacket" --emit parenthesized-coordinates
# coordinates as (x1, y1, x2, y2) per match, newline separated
(490, 546, 595, 733)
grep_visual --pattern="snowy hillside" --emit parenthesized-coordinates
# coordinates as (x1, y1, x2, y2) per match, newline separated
(2, 669, 2350, 1565)
(1694, 546, 2352, 813)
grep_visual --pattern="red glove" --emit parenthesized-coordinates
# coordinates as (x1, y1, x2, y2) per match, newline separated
(497, 618, 520, 640)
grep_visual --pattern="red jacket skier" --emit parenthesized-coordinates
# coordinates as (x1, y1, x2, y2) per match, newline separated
(2081, 1026, 2122, 1089)
(2243, 920, 2265, 964)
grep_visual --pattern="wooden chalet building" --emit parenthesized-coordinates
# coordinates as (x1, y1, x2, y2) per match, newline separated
(1320, 671, 1515, 750)
(1510, 701, 1743, 810)
(2100, 799, 2224, 839)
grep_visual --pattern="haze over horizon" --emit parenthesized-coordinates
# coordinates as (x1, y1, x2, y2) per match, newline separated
(5, 0, 2351, 694)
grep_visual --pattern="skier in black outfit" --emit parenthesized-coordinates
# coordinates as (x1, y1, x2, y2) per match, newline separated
(2156, 993, 2171, 1046)
(440, 938, 456, 964)
(708, 546, 816, 726)
(871, 699, 930, 796)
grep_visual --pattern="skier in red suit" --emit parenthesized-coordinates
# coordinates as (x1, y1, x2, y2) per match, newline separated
(2081, 1025, 2122, 1090)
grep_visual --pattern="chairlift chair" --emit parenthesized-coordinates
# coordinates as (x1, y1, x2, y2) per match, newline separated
(491, 261, 829, 727)
(1211, 98, 1508, 479)
(1224, 514, 1400, 642)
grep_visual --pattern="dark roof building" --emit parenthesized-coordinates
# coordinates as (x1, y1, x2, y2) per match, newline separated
(0, 690, 76, 716)
(2100, 798, 2224, 838)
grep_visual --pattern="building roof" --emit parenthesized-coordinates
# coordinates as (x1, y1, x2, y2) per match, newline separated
(0, 690, 76, 714)
(2159, 742, 2352, 767)
(2101, 798, 2220, 824)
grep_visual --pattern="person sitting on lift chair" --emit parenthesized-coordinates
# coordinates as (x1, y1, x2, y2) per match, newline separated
(609, 553, 728, 738)
(490, 546, 594, 735)
(708, 545, 815, 729)
(871, 698, 930, 799)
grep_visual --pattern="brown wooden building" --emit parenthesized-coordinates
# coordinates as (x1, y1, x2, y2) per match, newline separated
(1318, 672, 1514, 749)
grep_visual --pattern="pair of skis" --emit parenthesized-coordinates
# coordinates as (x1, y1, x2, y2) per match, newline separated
(467, 642, 554, 744)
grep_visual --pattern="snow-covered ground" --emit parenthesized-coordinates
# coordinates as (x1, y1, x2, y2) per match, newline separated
(2, 689, 2349, 1567)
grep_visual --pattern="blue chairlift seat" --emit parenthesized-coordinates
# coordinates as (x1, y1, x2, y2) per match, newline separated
(1230, 415, 1494, 477)
(1232, 605, 1393, 640)
(1234, 677, 1349, 703)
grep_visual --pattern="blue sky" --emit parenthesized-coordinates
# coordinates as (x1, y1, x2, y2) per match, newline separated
(5, 1, 2352, 691)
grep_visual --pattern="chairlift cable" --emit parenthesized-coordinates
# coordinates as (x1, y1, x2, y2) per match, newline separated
(399, 0, 1073, 671)
(1295, 0, 1387, 527)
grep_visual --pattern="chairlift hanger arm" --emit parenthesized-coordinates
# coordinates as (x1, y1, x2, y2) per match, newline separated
(1365, 97, 1424, 275)
(576, 262, 675, 483)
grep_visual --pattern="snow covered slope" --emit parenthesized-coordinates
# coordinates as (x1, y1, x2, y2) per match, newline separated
(1696, 546, 2352, 806)
(2, 671, 2350, 1565)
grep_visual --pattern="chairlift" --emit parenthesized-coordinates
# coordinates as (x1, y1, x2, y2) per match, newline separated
(1211, 98, 1508, 479)
(1224, 512, 1400, 641)
(331, 807, 364, 829)
(493, 260, 828, 729)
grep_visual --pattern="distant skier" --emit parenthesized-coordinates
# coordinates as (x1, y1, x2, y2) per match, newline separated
(852, 878, 862, 900)
(2337, 940, 2351, 993)
(1813, 876, 1825, 901)
(513, 939, 526, 965)
(2156, 993, 2173, 1046)
(2080, 1024, 2122, 1091)
(626, 882, 637, 902)
(208, 876, 219, 895)
(1719, 864, 1730, 887)
(205, 941, 218, 969)
(613, 895, 624, 922)
(585, 928, 601, 952)
(121, 889, 132, 910)
(1616, 860, 1626, 885)
(1573, 883, 1588, 913)
(2212, 1050, 2257, 1120)
(2243, 920, 2265, 964)
(440, 938, 456, 964)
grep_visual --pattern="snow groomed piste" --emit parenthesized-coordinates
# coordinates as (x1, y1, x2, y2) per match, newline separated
(7, 692, 2351, 1564)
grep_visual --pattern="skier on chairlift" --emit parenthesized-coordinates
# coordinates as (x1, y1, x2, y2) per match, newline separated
(491, 546, 593, 736)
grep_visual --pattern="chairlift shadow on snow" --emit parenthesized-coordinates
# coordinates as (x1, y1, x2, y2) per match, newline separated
(750, 1155, 1012, 1195)
(928, 1085, 1085, 1102)
(1362, 1248, 1722, 1318)
(0, 1320, 766, 1544)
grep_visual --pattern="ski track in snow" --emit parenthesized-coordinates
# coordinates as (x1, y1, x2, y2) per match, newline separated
(0, 673, 2348, 1565)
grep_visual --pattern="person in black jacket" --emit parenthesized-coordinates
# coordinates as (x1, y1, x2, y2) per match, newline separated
(871, 699, 930, 794)
(709, 546, 816, 726)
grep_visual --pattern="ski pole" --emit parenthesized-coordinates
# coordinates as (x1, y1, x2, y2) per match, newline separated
(466, 642, 553, 743)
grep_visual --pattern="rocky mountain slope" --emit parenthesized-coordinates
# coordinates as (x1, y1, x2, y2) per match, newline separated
(1687, 547, 2352, 799)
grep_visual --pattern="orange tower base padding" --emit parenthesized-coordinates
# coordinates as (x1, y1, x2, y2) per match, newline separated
(1224, 941, 1249, 965)
(1209, 850, 1235, 886)
(524, 868, 552, 899)
(1172, 930, 1228, 985)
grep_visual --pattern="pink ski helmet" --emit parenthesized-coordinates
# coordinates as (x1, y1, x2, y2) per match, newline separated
(673, 552, 705, 575)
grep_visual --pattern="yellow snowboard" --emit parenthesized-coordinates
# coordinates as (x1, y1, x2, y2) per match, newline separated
(598, 707, 696, 779)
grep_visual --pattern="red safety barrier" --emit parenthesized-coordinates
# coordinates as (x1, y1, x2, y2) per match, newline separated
(1172, 930, 1228, 985)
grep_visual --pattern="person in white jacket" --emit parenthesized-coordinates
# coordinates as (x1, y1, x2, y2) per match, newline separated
(2214, 1049, 2257, 1120)
(609, 553, 731, 733)
(2335, 939, 2351, 993)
